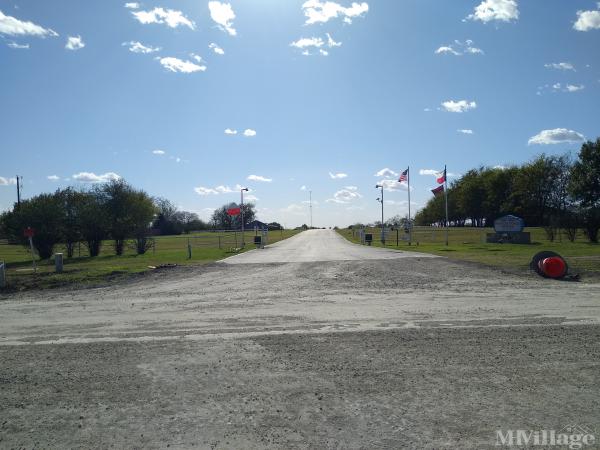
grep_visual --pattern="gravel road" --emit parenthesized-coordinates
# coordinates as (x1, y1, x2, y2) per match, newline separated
(1, 229, 599, 449)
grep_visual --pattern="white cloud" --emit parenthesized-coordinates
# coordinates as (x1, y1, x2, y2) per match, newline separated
(124, 2, 140, 9)
(209, 43, 225, 55)
(47, 175, 60, 181)
(441, 100, 477, 113)
(377, 179, 409, 192)
(375, 168, 398, 178)
(302, 0, 369, 25)
(159, 57, 206, 73)
(208, 1, 236, 36)
(326, 33, 342, 47)
(72, 172, 120, 183)
(244, 194, 259, 202)
(574, 6, 600, 31)
(194, 186, 219, 196)
(528, 128, 585, 145)
(65, 35, 85, 51)
(291, 37, 324, 49)
(152, 149, 166, 155)
(300, 185, 308, 191)
(435, 40, 483, 56)
(329, 172, 348, 179)
(215, 185, 234, 194)
(247, 175, 272, 183)
(132, 7, 195, 29)
(545, 62, 575, 71)
(224, 128, 237, 135)
(458, 129, 474, 134)
(565, 84, 585, 92)
(0, 176, 17, 186)
(419, 169, 439, 176)
(243, 129, 256, 137)
(7, 41, 29, 49)
(123, 41, 160, 54)
(327, 187, 363, 204)
(466, 0, 519, 23)
(0, 10, 58, 37)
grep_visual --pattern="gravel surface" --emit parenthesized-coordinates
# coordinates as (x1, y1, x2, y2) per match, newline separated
(1, 229, 599, 448)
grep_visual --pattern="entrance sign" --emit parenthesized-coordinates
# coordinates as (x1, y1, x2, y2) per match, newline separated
(494, 215, 524, 233)
(227, 207, 241, 216)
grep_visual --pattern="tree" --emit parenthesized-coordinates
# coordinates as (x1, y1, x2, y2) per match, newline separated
(57, 188, 87, 258)
(99, 180, 155, 255)
(267, 222, 283, 230)
(77, 191, 109, 257)
(570, 138, 600, 242)
(211, 203, 256, 230)
(1, 193, 64, 259)
(153, 198, 184, 235)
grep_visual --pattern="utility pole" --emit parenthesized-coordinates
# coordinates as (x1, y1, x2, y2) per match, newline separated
(240, 187, 249, 247)
(309, 190, 313, 229)
(375, 184, 385, 244)
(16, 175, 22, 208)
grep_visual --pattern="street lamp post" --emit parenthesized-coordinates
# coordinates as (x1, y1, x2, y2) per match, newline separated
(309, 190, 313, 229)
(240, 187, 249, 247)
(375, 184, 385, 244)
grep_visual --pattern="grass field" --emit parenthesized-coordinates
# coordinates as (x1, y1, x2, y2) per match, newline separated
(0, 229, 300, 291)
(337, 226, 600, 281)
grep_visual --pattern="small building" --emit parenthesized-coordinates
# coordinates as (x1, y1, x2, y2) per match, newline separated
(245, 220, 268, 231)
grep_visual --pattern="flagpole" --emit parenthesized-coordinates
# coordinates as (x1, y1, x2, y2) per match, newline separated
(444, 164, 449, 246)
(407, 166, 412, 245)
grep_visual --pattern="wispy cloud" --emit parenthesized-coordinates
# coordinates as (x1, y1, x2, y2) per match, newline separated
(326, 187, 362, 204)
(65, 35, 85, 50)
(544, 62, 575, 71)
(7, 41, 29, 49)
(152, 149, 166, 155)
(247, 174, 272, 182)
(124, 2, 140, 9)
(329, 172, 348, 179)
(159, 57, 206, 73)
(123, 41, 160, 54)
(243, 129, 256, 137)
(0, 176, 17, 186)
(302, 0, 369, 25)
(291, 33, 342, 56)
(224, 128, 237, 135)
(47, 175, 60, 181)
(435, 39, 483, 56)
(466, 0, 519, 23)
(72, 172, 120, 183)
(441, 100, 477, 113)
(209, 43, 224, 55)
(208, 1, 236, 36)
(457, 129, 474, 134)
(132, 7, 195, 29)
(0, 9, 58, 37)
(528, 128, 585, 145)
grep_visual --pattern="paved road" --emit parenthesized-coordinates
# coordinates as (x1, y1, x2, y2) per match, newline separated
(223, 229, 437, 264)
(1, 229, 599, 448)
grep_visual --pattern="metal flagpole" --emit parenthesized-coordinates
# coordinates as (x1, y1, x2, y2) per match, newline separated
(444, 165, 449, 246)
(309, 190, 313, 229)
(407, 166, 412, 245)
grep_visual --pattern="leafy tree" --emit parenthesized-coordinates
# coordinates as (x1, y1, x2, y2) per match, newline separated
(2, 192, 64, 259)
(153, 198, 183, 235)
(99, 180, 155, 255)
(570, 138, 600, 242)
(211, 203, 256, 230)
(78, 191, 109, 257)
(267, 222, 283, 230)
(57, 188, 87, 258)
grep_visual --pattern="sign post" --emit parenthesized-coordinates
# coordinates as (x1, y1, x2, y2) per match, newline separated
(24, 227, 36, 273)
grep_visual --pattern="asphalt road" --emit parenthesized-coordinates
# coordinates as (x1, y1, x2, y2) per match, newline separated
(1, 229, 599, 448)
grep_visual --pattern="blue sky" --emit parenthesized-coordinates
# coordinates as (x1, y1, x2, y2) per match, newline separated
(1, 0, 599, 227)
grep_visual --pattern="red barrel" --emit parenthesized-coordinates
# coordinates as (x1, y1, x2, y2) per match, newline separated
(539, 257, 567, 279)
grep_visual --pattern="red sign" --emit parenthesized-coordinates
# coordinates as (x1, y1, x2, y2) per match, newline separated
(23, 227, 35, 238)
(227, 207, 241, 216)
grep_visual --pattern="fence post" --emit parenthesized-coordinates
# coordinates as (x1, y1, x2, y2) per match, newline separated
(218, 236, 221, 249)
(55, 253, 63, 273)
(187, 237, 192, 259)
(0, 261, 5, 289)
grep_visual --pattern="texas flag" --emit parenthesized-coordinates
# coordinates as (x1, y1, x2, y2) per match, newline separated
(436, 168, 446, 184)
(431, 185, 444, 197)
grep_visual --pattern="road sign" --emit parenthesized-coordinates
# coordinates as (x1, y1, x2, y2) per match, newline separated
(23, 227, 35, 238)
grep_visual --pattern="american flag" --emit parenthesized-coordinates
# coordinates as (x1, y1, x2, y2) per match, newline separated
(398, 168, 408, 183)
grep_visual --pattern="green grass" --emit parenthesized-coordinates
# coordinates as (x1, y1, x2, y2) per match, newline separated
(337, 227, 600, 281)
(0, 230, 300, 292)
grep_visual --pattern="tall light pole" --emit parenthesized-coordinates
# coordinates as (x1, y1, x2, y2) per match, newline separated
(375, 184, 385, 244)
(309, 190, 313, 229)
(240, 187, 249, 247)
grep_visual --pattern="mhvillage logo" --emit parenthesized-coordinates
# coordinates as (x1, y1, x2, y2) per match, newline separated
(496, 425, 595, 449)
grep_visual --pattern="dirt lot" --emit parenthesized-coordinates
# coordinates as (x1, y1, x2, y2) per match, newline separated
(1, 230, 599, 448)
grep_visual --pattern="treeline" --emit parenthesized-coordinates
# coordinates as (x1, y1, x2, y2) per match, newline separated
(0, 180, 210, 259)
(414, 138, 600, 242)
